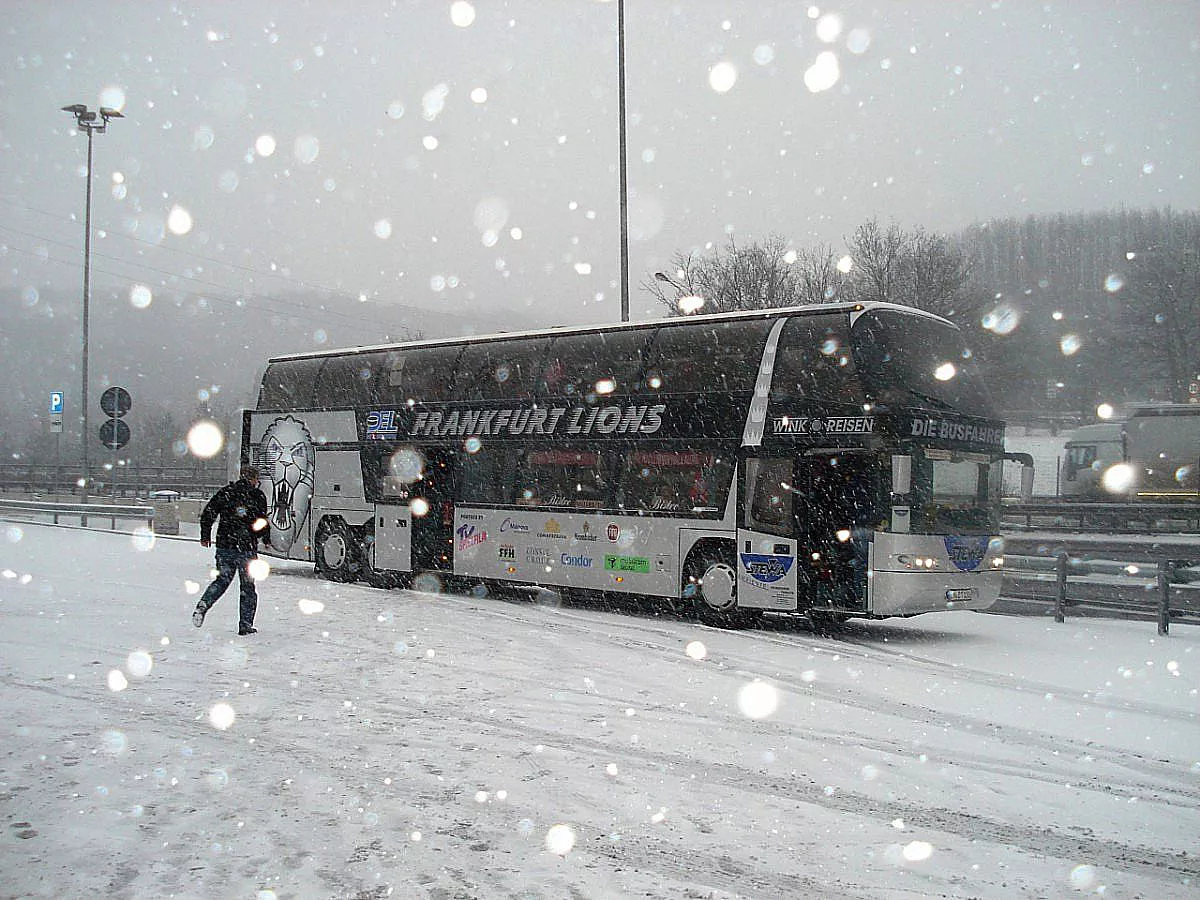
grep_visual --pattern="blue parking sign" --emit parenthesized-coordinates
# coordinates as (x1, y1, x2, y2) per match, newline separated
(50, 391, 64, 414)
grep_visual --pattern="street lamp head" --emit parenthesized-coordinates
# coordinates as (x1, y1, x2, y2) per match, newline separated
(99, 107, 124, 120)
(61, 103, 88, 115)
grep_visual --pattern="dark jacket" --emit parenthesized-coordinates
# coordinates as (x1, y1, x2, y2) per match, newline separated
(200, 478, 271, 552)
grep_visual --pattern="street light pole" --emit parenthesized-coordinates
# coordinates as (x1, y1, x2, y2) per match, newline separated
(61, 104, 122, 507)
(618, 0, 629, 322)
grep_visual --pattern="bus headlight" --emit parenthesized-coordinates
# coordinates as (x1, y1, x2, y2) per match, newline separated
(897, 554, 939, 569)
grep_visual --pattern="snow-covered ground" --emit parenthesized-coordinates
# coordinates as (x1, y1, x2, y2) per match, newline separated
(1, 521, 1197, 899)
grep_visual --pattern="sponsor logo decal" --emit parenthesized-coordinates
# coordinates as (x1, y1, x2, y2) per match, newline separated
(573, 521, 598, 542)
(498, 544, 515, 562)
(538, 519, 566, 540)
(606, 524, 620, 541)
(561, 552, 593, 568)
(456, 524, 489, 552)
(365, 409, 400, 440)
(604, 555, 650, 574)
(739, 553, 795, 584)
(943, 535, 989, 572)
(525, 546, 553, 566)
(500, 517, 529, 533)
(772, 415, 875, 436)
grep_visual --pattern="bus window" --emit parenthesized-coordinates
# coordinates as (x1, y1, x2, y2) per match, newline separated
(642, 321, 772, 395)
(313, 355, 379, 409)
(259, 358, 323, 409)
(911, 450, 997, 533)
(515, 448, 608, 509)
(453, 339, 550, 401)
(617, 449, 730, 514)
(458, 446, 510, 505)
(378, 345, 465, 404)
(771, 315, 864, 405)
(744, 458, 795, 534)
(540, 330, 652, 398)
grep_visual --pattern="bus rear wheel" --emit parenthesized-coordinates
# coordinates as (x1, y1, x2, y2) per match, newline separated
(315, 518, 359, 583)
(685, 545, 759, 629)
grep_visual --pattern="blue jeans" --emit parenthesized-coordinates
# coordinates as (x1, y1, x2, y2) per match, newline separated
(199, 549, 257, 631)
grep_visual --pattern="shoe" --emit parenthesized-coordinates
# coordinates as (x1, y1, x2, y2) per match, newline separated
(192, 606, 206, 628)
(238, 626, 257, 635)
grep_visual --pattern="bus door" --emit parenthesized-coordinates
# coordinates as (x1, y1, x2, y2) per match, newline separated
(410, 448, 457, 571)
(795, 452, 876, 611)
(737, 457, 800, 611)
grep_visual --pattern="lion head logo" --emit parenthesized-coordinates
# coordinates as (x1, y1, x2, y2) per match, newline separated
(257, 415, 315, 552)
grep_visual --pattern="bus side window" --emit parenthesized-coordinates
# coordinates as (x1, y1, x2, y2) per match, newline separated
(458, 446, 510, 505)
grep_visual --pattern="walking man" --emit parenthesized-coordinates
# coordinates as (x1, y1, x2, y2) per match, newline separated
(193, 465, 271, 635)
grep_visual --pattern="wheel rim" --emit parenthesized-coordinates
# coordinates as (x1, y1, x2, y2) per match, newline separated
(699, 562, 737, 611)
(321, 532, 348, 569)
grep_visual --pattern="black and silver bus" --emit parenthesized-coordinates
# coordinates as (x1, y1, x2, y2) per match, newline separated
(243, 301, 1012, 627)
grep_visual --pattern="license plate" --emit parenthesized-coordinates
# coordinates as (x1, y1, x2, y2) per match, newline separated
(945, 589, 974, 601)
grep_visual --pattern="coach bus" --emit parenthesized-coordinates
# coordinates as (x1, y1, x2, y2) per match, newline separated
(242, 301, 1016, 628)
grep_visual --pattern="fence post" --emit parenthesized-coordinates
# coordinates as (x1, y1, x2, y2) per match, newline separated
(1157, 561, 1171, 636)
(1055, 551, 1068, 623)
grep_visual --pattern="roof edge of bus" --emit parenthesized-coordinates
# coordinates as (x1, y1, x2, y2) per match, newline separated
(265, 300, 949, 363)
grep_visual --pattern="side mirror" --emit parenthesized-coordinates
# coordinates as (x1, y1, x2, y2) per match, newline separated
(891, 455, 912, 495)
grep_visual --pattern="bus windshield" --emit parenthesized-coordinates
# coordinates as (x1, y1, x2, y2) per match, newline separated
(912, 450, 1001, 534)
(851, 308, 997, 418)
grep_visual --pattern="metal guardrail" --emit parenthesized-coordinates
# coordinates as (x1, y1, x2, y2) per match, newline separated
(0, 498, 155, 530)
(0, 463, 226, 500)
(1002, 500, 1200, 533)
(1001, 533, 1200, 635)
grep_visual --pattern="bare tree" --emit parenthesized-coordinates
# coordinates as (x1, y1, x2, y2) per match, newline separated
(643, 235, 844, 316)
(1119, 242, 1200, 402)
(843, 219, 978, 321)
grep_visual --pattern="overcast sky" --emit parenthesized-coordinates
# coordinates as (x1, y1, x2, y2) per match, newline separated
(1, 0, 1197, 335)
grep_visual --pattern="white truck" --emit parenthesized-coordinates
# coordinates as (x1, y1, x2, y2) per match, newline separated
(1062, 403, 1200, 499)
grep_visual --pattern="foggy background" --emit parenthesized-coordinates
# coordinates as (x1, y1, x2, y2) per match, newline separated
(1, 0, 1197, 462)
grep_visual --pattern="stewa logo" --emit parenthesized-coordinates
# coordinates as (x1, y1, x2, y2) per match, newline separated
(561, 552, 593, 568)
(943, 535, 989, 571)
(498, 544, 515, 561)
(739, 553, 794, 584)
(456, 524, 488, 552)
(500, 517, 529, 533)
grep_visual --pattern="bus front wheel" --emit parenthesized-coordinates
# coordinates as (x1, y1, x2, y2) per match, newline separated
(685, 545, 758, 629)
(315, 518, 359, 583)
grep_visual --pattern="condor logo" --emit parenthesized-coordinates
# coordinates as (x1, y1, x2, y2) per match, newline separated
(944, 536, 989, 572)
(739, 553, 794, 584)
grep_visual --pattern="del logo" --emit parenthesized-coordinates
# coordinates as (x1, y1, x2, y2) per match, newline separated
(456, 524, 488, 551)
(944, 536, 988, 572)
(365, 409, 400, 440)
(740, 553, 794, 584)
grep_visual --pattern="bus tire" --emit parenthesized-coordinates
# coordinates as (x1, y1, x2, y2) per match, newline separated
(684, 544, 759, 629)
(315, 518, 358, 583)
